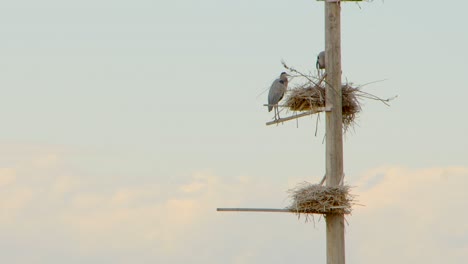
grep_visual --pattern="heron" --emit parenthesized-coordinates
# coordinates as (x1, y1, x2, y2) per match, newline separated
(268, 72, 289, 120)
(316, 51, 326, 70)
(315, 51, 326, 70)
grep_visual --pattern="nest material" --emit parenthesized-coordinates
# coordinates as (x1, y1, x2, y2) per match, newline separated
(286, 85, 326, 111)
(287, 182, 354, 216)
(285, 84, 361, 130)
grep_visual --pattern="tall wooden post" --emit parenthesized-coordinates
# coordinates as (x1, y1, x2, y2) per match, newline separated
(325, 1, 345, 264)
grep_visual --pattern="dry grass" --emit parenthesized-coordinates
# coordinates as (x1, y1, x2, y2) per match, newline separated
(285, 85, 326, 111)
(280, 61, 396, 131)
(287, 182, 354, 218)
(342, 84, 362, 129)
(284, 84, 361, 131)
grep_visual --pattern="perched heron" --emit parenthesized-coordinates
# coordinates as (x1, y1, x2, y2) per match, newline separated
(268, 72, 289, 120)
(316, 51, 326, 70)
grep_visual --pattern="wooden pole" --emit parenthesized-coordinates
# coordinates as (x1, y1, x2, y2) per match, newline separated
(325, 1, 345, 264)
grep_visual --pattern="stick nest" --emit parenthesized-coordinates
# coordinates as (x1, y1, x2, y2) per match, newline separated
(280, 61, 397, 131)
(287, 182, 354, 216)
(285, 84, 361, 130)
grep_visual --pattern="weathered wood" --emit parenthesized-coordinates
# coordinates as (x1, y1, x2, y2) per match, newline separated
(326, 214, 346, 264)
(325, 1, 345, 264)
(325, 0, 344, 187)
(265, 106, 332, 126)
(263, 104, 289, 107)
(217, 208, 292, 213)
(317, 0, 362, 2)
(217, 207, 348, 214)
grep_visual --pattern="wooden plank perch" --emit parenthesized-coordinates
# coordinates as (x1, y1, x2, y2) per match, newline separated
(217, 206, 349, 214)
(265, 106, 332, 126)
(217, 208, 292, 213)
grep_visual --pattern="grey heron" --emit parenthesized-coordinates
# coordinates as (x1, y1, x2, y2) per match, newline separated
(268, 72, 289, 120)
(316, 51, 326, 70)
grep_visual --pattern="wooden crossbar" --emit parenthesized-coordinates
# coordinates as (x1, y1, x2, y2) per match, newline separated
(317, 0, 362, 2)
(217, 206, 348, 213)
(265, 106, 332, 126)
(217, 208, 293, 213)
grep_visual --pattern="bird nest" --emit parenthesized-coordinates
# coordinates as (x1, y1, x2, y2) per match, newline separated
(280, 61, 396, 131)
(287, 182, 354, 217)
(284, 84, 361, 130)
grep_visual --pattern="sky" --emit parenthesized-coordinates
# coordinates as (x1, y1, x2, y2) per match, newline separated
(0, 0, 467, 263)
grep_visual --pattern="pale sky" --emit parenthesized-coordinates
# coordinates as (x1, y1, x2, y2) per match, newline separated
(1, 1, 467, 263)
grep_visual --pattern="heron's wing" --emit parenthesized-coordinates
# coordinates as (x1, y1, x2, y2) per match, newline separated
(268, 80, 286, 111)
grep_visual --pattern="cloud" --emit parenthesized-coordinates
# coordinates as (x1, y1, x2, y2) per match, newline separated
(349, 166, 468, 264)
(31, 153, 60, 169)
(0, 154, 263, 262)
(0, 147, 467, 264)
(0, 168, 16, 187)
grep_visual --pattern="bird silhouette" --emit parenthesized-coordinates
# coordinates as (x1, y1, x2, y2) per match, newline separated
(268, 72, 289, 120)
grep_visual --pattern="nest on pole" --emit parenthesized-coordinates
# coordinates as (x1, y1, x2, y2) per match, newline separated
(287, 182, 355, 218)
(280, 61, 397, 131)
(284, 84, 361, 131)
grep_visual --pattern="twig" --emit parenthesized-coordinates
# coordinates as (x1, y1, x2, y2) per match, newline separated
(282, 60, 322, 85)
